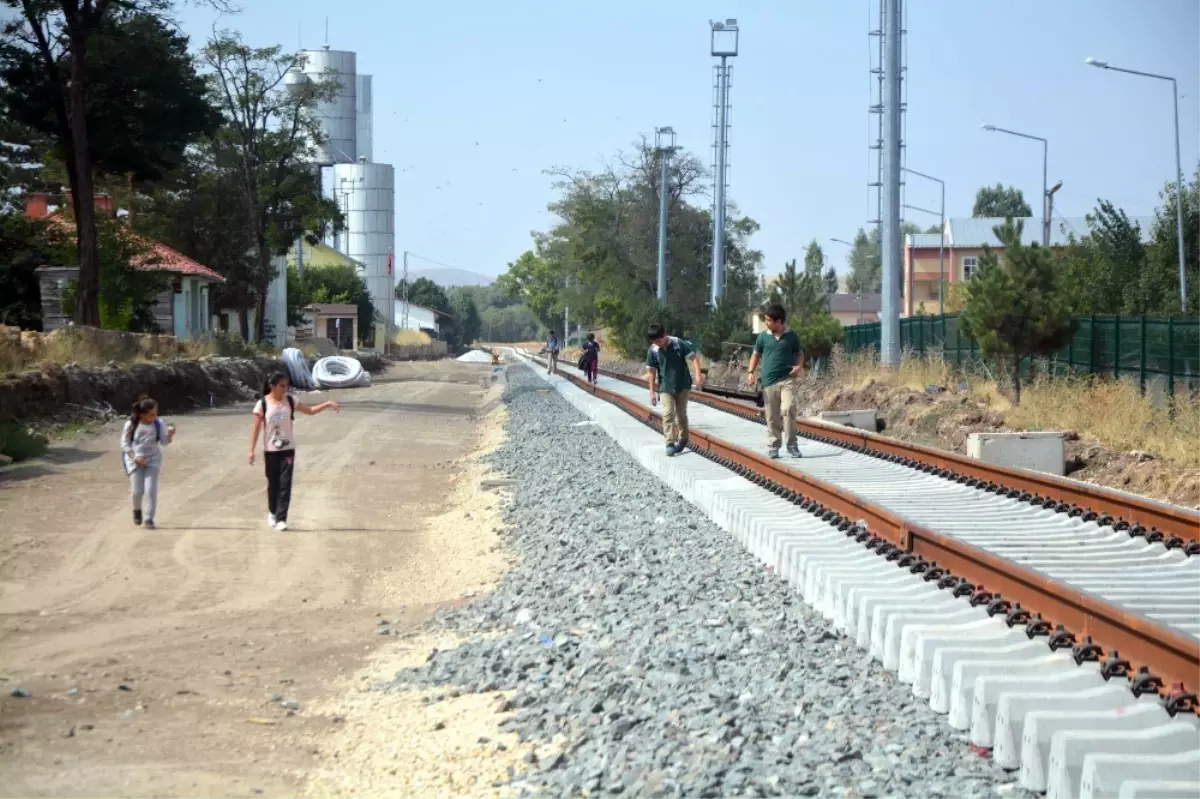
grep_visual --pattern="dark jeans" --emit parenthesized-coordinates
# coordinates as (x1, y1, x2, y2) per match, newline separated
(264, 450, 295, 522)
(585, 359, 598, 383)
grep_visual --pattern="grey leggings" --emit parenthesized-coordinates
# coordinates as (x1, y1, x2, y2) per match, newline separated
(130, 463, 161, 521)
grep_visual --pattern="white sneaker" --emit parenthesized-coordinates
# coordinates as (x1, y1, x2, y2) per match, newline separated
(274, 520, 288, 531)
(268, 513, 277, 527)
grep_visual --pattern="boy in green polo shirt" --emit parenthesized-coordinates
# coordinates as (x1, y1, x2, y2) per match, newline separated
(646, 322, 704, 457)
(747, 303, 805, 458)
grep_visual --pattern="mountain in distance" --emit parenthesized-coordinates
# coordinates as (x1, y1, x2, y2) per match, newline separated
(407, 267, 494, 287)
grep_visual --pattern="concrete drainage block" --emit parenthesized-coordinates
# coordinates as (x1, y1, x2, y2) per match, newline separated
(967, 431, 1066, 475)
(816, 410, 878, 431)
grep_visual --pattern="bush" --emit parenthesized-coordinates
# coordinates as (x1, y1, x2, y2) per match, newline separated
(0, 421, 48, 462)
(696, 302, 752, 361)
(796, 312, 844, 360)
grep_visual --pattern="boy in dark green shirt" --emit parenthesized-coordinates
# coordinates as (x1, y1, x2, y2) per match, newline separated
(747, 303, 805, 458)
(646, 322, 704, 457)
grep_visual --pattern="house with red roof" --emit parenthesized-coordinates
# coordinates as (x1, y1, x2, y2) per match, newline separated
(24, 192, 225, 340)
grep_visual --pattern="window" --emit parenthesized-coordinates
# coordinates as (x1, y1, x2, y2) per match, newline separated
(962, 256, 978, 280)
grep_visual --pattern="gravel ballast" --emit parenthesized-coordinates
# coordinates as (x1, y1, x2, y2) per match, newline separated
(389, 364, 1018, 798)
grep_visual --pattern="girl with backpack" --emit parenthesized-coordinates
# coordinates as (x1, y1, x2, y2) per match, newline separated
(121, 395, 176, 530)
(248, 372, 340, 531)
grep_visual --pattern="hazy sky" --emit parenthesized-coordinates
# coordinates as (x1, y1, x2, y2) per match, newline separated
(176, 0, 1200, 280)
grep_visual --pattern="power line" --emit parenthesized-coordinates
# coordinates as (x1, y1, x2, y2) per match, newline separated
(402, 251, 467, 272)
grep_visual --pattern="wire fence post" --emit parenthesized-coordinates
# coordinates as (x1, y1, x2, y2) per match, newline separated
(1168, 317, 1175, 399)
(1139, 315, 1147, 394)
(1113, 314, 1121, 380)
(1089, 315, 1096, 375)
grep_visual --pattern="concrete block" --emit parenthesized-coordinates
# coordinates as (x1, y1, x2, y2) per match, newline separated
(991, 679, 1126, 767)
(1081, 750, 1200, 799)
(1044, 721, 1200, 799)
(1116, 779, 1200, 799)
(816, 409, 878, 431)
(967, 431, 1066, 475)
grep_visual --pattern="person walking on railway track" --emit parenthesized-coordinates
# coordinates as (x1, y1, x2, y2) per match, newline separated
(545, 330, 561, 374)
(248, 372, 341, 531)
(121, 395, 176, 530)
(747, 304, 805, 459)
(646, 323, 704, 457)
(579, 332, 601, 384)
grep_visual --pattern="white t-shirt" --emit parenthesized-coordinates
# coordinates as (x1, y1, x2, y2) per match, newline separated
(254, 397, 295, 452)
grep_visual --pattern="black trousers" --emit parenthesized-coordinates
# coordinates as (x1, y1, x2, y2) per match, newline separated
(264, 450, 295, 521)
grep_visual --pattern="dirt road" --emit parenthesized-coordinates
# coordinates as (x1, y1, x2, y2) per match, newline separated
(0, 361, 507, 798)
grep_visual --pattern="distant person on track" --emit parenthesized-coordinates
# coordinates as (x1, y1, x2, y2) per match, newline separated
(580, 332, 601, 384)
(248, 372, 341, 531)
(121, 395, 176, 530)
(747, 303, 805, 459)
(545, 330, 560, 374)
(646, 323, 703, 457)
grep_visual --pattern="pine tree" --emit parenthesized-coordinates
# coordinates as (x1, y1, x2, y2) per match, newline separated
(958, 219, 1076, 404)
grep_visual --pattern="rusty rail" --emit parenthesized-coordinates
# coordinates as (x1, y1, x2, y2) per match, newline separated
(595, 367, 1200, 545)
(533, 356, 1199, 706)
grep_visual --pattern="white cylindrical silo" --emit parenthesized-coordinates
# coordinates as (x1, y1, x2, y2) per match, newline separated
(332, 161, 394, 337)
(355, 75, 373, 163)
(300, 47, 356, 165)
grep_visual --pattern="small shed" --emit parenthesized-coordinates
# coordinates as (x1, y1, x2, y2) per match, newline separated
(303, 303, 358, 351)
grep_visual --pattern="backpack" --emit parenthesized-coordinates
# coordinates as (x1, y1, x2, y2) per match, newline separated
(121, 418, 166, 476)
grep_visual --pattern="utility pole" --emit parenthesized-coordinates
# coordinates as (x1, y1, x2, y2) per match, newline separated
(400, 250, 410, 331)
(655, 126, 679, 303)
(880, 0, 902, 367)
(709, 19, 738, 307)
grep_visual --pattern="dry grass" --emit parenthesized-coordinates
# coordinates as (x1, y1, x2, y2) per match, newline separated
(0, 327, 277, 375)
(1007, 376, 1200, 467)
(394, 328, 433, 346)
(831, 349, 1200, 469)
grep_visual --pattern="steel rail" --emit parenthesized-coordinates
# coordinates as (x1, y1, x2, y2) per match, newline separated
(530, 356, 1199, 710)
(594, 366, 1200, 546)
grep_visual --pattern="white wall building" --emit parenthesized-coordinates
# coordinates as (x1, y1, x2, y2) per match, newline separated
(394, 300, 440, 335)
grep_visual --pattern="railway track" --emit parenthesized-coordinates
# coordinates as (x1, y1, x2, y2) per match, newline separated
(513, 350, 1200, 799)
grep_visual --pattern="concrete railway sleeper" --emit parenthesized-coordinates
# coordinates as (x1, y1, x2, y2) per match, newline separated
(513, 351, 1200, 799)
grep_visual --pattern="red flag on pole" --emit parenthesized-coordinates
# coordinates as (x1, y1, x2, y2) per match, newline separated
(387, 252, 393, 275)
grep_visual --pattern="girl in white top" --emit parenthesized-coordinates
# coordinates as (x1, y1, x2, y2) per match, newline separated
(121, 395, 176, 530)
(248, 372, 339, 531)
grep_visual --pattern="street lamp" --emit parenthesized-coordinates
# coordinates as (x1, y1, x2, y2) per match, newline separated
(654, 126, 680, 303)
(981, 123, 1051, 247)
(1086, 57, 1188, 313)
(902, 167, 946, 316)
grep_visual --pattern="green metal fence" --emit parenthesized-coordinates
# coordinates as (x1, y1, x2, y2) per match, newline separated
(842, 314, 1200, 396)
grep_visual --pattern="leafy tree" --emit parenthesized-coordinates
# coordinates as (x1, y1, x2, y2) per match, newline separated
(972, 183, 1033, 218)
(958, 219, 1076, 404)
(1141, 165, 1199, 315)
(480, 304, 540, 342)
(924, 224, 942, 234)
(495, 250, 560, 328)
(199, 31, 343, 339)
(453, 293, 482, 346)
(499, 139, 763, 359)
(822, 267, 838, 295)
(844, 223, 921, 293)
(0, 0, 223, 326)
(0, 211, 71, 328)
(1059, 201, 1146, 315)
(795, 312, 844, 360)
(287, 264, 374, 340)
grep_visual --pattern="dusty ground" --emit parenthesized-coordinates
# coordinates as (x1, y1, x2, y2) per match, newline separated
(0, 360, 517, 798)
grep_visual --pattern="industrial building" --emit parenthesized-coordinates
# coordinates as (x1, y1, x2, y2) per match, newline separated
(273, 39, 395, 351)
